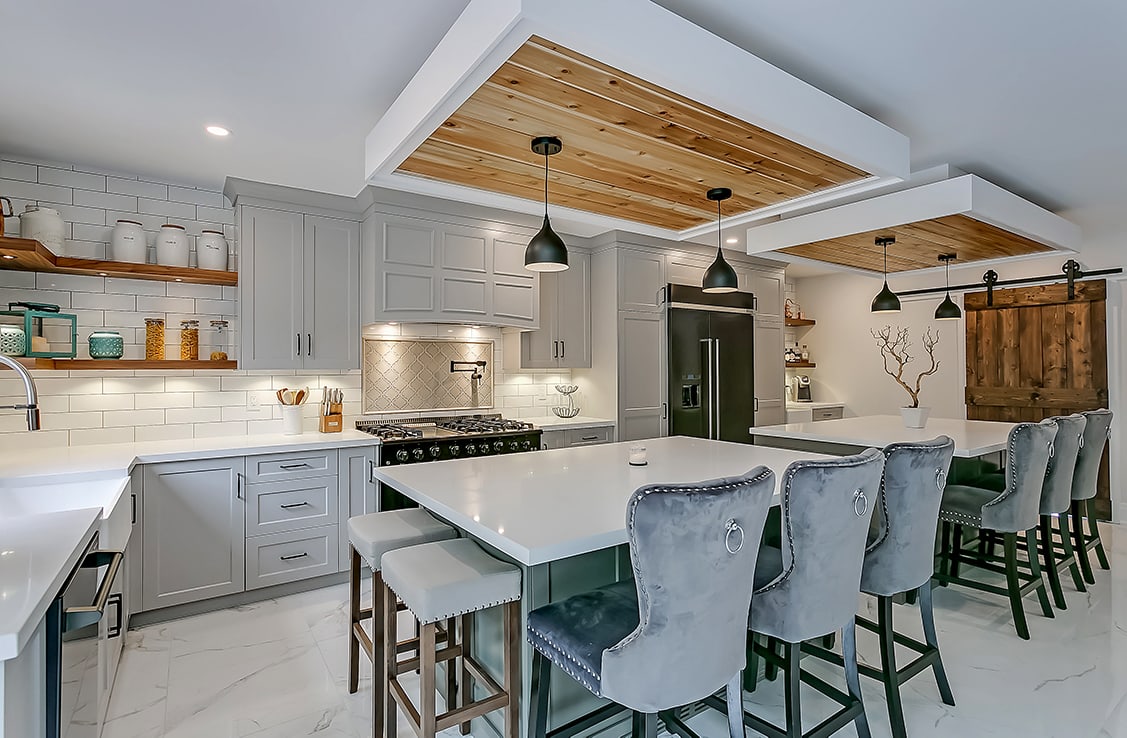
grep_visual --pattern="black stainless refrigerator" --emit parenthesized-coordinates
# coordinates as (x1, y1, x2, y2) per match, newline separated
(666, 284, 756, 442)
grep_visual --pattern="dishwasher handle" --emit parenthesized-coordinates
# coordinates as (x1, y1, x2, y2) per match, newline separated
(63, 550, 123, 633)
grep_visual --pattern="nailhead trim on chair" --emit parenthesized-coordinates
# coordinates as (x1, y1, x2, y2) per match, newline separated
(526, 625, 604, 695)
(938, 508, 983, 526)
(384, 583, 520, 625)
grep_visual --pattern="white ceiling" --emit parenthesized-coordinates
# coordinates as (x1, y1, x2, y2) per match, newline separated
(2, 0, 1123, 262)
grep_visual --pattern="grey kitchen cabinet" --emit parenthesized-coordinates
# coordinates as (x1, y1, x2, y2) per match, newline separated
(363, 212, 539, 328)
(141, 457, 247, 611)
(753, 318, 786, 427)
(739, 267, 785, 320)
(618, 312, 667, 441)
(510, 251, 591, 369)
(245, 525, 339, 591)
(238, 205, 360, 370)
(617, 248, 666, 312)
(245, 476, 337, 537)
(541, 424, 615, 449)
(337, 446, 378, 569)
(665, 253, 709, 287)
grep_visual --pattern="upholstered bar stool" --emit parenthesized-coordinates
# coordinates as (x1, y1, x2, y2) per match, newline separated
(525, 468, 777, 738)
(745, 448, 885, 738)
(346, 510, 457, 735)
(804, 437, 955, 738)
(381, 538, 522, 738)
(1071, 409, 1114, 583)
(935, 419, 1057, 639)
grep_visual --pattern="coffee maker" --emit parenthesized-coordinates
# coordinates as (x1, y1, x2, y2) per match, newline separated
(791, 374, 812, 403)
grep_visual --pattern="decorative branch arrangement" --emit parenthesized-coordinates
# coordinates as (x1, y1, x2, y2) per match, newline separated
(871, 326, 941, 408)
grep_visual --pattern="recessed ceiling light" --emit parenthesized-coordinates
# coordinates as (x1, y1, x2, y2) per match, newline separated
(725, 237, 739, 244)
(205, 125, 230, 137)
(1, 255, 15, 260)
(174, 278, 183, 282)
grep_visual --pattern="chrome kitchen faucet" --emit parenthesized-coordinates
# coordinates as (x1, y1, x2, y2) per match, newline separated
(0, 354, 41, 430)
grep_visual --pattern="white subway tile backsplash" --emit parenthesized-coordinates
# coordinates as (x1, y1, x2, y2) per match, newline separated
(194, 299, 236, 315)
(3, 429, 70, 451)
(136, 295, 195, 313)
(61, 240, 106, 260)
(0, 160, 37, 182)
(39, 168, 106, 192)
(193, 391, 246, 407)
(69, 393, 135, 412)
(144, 424, 194, 441)
(74, 189, 138, 212)
(72, 292, 136, 311)
(138, 198, 196, 220)
(71, 427, 135, 445)
(41, 411, 103, 430)
(29, 376, 102, 395)
(167, 186, 224, 208)
(106, 177, 169, 199)
(104, 408, 165, 427)
(71, 223, 113, 243)
(0, 178, 73, 204)
(165, 282, 223, 299)
(193, 421, 248, 438)
(165, 377, 222, 393)
(166, 407, 222, 424)
(105, 277, 165, 296)
(102, 376, 166, 394)
(0, 271, 36, 288)
(134, 391, 194, 409)
(220, 376, 274, 391)
(195, 205, 235, 225)
(50, 203, 106, 226)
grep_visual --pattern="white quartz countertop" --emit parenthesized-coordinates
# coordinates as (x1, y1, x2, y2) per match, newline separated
(752, 415, 1014, 457)
(0, 430, 379, 483)
(374, 436, 834, 567)
(532, 416, 616, 431)
(786, 401, 845, 410)
(0, 507, 101, 660)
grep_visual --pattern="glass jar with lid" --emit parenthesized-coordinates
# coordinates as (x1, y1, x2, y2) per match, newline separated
(144, 318, 165, 360)
(179, 319, 199, 360)
(208, 320, 230, 361)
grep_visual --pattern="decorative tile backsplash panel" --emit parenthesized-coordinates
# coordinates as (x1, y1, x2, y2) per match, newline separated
(363, 338, 494, 413)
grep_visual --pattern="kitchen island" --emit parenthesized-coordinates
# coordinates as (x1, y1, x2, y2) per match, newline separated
(373, 435, 835, 738)
(751, 414, 1015, 458)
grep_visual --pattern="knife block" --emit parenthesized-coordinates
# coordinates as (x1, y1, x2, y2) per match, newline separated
(319, 403, 343, 433)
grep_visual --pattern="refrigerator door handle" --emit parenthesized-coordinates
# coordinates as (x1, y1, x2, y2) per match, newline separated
(714, 338, 721, 439)
(700, 338, 714, 439)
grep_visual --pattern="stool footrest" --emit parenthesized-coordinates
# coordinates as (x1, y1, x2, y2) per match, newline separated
(436, 691, 510, 732)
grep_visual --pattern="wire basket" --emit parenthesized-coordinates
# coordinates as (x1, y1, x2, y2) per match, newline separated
(552, 406, 581, 418)
(555, 384, 579, 395)
(553, 384, 581, 417)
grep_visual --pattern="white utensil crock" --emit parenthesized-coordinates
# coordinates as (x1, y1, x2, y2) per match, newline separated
(196, 230, 228, 271)
(156, 224, 189, 267)
(281, 405, 303, 435)
(110, 220, 147, 263)
(19, 206, 65, 252)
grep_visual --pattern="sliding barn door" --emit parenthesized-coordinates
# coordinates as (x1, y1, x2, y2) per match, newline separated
(964, 279, 1110, 515)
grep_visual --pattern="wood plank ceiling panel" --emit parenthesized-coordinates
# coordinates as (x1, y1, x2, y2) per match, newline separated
(776, 214, 1055, 273)
(396, 36, 868, 231)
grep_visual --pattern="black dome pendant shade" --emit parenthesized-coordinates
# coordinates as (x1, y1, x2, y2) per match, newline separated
(524, 136, 569, 272)
(935, 253, 962, 320)
(702, 187, 739, 293)
(870, 236, 902, 313)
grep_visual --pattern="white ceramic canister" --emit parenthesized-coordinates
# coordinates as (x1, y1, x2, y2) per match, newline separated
(19, 205, 65, 252)
(110, 219, 148, 263)
(196, 229, 229, 271)
(155, 224, 189, 267)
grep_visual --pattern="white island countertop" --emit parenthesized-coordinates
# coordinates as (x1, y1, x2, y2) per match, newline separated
(532, 415, 616, 431)
(374, 436, 833, 567)
(752, 415, 1015, 457)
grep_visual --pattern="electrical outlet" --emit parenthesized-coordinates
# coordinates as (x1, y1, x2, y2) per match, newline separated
(247, 392, 264, 413)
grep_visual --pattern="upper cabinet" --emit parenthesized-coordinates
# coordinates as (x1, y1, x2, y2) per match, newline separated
(505, 251, 591, 369)
(362, 212, 539, 329)
(239, 205, 360, 370)
(617, 249, 666, 312)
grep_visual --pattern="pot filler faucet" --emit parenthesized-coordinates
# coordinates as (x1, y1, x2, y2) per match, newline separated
(0, 354, 41, 430)
(450, 360, 487, 381)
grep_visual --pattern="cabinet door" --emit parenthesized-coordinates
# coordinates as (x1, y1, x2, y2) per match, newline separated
(374, 214, 439, 320)
(492, 237, 538, 327)
(619, 312, 666, 440)
(555, 251, 591, 368)
(520, 270, 559, 369)
(240, 206, 304, 369)
(304, 215, 360, 370)
(742, 268, 784, 320)
(618, 249, 666, 312)
(666, 254, 709, 288)
(337, 446, 377, 570)
(141, 458, 246, 610)
(753, 318, 786, 427)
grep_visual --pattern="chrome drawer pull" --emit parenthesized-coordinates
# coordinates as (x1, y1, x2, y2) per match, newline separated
(280, 501, 311, 509)
(280, 552, 309, 561)
(581, 435, 599, 441)
(279, 462, 312, 470)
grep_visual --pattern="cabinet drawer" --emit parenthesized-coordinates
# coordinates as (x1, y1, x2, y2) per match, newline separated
(246, 450, 337, 483)
(813, 407, 844, 421)
(246, 525, 338, 590)
(247, 476, 337, 536)
(567, 426, 613, 446)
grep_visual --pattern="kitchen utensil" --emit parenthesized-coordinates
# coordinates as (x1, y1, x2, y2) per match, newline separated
(0, 324, 27, 356)
(110, 220, 148, 263)
(19, 205, 65, 252)
(88, 331, 124, 359)
(276, 389, 286, 405)
(197, 230, 229, 271)
(0, 197, 12, 235)
(319, 386, 343, 433)
(156, 224, 189, 267)
(294, 389, 306, 407)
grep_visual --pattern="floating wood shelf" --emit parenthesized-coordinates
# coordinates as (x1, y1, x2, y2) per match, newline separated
(785, 317, 816, 327)
(786, 361, 817, 368)
(10, 358, 237, 371)
(0, 236, 237, 286)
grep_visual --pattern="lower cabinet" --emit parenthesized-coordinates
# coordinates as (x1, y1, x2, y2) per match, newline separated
(246, 526, 339, 590)
(541, 425, 615, 450)
(338, 446, 378, 569)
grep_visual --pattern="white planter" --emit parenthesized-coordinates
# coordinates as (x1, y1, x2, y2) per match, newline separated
(110, 220, 148, 263)
(155, 224, 189, 267)
(19, 206, 65, 252)
(901, 406, 931, 429)
(196, 230, 229, 271)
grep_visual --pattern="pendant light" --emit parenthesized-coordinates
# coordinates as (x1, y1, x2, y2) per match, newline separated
(524, 136, 569, 272)
(935, 253, 962, 320)
(702, 187, 739, 293)
(870, 236, 902, 313)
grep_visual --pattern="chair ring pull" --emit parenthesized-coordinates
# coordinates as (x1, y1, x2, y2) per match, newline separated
(853, 489, 868, 517)
(1079, 434, 1085, 449)
(724, 519, 744, 554)
(936, 469, 947, 491)
(1048, 442, 1055, 458)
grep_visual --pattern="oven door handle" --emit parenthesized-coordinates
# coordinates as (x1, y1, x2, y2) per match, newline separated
(63, 550, 123, 633)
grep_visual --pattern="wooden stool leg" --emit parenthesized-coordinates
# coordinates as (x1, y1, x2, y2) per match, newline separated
(420, 622, 438, 738)
(349, 546, 362, 694)
(383, 582, 399, 738)
(372, 570, 385, 738)
(445, 617, 457, 714)
(460, 612, 474, 735)
(503, 600, 522, 738)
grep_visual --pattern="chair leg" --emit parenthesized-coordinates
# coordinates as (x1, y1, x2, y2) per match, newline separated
(420, 622, 438, 738)
(842, 619, 872, 738)
(876, 597, 906, 738)
(1003, 533, 1031, 640)
(937, 520, 951, 585)
(445, 617, 458, 715)
(460, 612, 473, 735)
(632, 712, 658, 738)
(764, 637, 780, 681)
(1087, 499, 1111, 570)
(1025, 528, 1054, 619)
(950, 524, 964, 578)
(1039, 517, 1067, 609)
(529, 650, 550, 738)
(502, 601, 521, 738)
(348, 546, 362, 694)
(918, 582, 955, 706)
(726, 674, 746, 738)
(1056, 513, 1086, 592)
(782, 642, 802, 738)
(371, 570, 386, 738)
(744, 632, 759, 693)
(1072, 501, 1096, 585)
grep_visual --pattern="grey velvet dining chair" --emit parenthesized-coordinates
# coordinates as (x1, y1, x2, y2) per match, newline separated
(1071, 409, 1113, 584)
(525, 467, 777, 738)
(740, 447, 885, 738)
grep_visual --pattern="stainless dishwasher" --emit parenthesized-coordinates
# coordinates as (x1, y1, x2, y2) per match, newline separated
(44, 534, 123, 738)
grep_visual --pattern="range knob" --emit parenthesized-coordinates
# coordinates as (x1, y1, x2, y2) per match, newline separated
(522, 440, 532, 450)
(465, 444, 476, 455)
(395, 449, 409, 462)
(494, 440, 505, 452)
(429, 445, 441, 458)
(450, 445, 460, 457)
(510, 440, 520, 451)
(412, 448, 425, 461)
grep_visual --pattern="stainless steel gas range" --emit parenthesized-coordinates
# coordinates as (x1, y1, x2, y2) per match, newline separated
(355, 414, 542, 509)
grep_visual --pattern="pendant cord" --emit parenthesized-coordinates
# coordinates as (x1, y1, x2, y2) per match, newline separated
(716, 197, 722, 257)
(543, 152, 549, 218)
(884, 242, 888, 280)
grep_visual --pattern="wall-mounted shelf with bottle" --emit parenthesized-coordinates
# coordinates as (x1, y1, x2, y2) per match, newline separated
(784, 317, 816, 327)
(785, 361, 817, 369)
(0, 236, 238, 286)
(9, 357, 238, 371)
